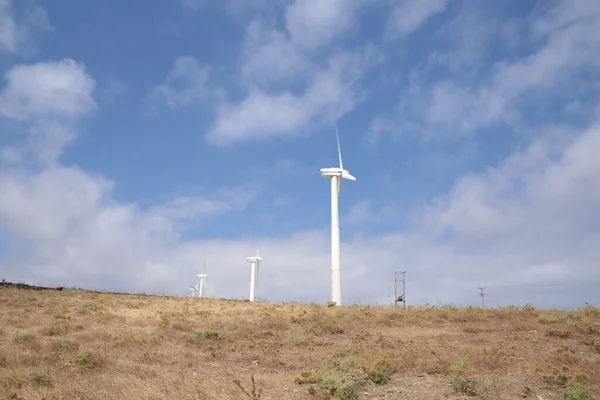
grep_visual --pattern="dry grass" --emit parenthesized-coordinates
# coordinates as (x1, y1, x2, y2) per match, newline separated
(0, 289, 599, 400)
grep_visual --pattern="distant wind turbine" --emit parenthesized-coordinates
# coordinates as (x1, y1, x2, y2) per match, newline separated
(196, 257, 208, 298)
(319, 124, 356, 306)
(196, 274, 208, 298)
(245, 244, 262, 302)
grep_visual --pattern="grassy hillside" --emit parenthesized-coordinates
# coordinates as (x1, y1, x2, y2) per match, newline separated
(0, 288, 599, 400)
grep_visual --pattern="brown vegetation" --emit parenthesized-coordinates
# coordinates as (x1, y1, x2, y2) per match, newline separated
(0, 288, 599, 399)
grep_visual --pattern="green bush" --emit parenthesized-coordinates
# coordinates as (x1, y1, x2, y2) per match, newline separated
(563, 382, 593, 400)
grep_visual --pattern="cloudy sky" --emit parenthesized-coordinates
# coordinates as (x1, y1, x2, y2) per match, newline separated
(1, 0, 599, 309)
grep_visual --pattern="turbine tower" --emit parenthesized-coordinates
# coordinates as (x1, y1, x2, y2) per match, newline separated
(319, 124, 356, 306)
(189, 284, 197, 297)
(245, 246, 262, 302)
(196, 257, 208, 298)
(196, 274, 208, 298)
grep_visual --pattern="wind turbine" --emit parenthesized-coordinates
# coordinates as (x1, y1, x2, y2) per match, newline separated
(196, 274, 208, 298)
(189, 284, 197, 297)
(245, 245, 262, 302)
(196, 257, 208, 298)
(319, 124, 356, 306)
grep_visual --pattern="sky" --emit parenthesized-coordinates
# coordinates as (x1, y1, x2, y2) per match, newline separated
(1, 0, 599, 309)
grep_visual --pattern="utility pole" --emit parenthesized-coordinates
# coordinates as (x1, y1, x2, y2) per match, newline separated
(394, 271, 406, 308)
(477, 286, 486, 308)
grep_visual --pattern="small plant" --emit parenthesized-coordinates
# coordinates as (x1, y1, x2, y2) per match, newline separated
(225, 322, 238, 331)
(50, 339, 79, 353)
(546, 329, 572, 339)
(27, 371, 52, 387)
(563, 382, 593, 400)
(232, 374, 262, 399)
(42, 323, 67, 336)
(295, 370, 318, 385)
(521, 303, 536, 312)
(193, 329, 220, 342)
(581, 305, 599, 316)
(73, 351, 104, 370)
(450, 360, 478, 397)
(366, 365, 391, 385)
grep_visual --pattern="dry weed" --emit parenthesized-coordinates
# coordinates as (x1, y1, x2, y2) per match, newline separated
(0, 287, 598, 400)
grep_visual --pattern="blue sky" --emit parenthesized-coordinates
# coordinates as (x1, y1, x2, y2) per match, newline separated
(1, 0, 599, 309)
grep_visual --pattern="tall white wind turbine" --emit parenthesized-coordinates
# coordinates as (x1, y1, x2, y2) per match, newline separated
(245, 245, 262, 302)
(319, 124, 356, 306)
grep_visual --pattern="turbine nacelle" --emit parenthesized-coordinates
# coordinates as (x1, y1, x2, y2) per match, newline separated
(319, 167, 356, 181)
(245, 256, 262, 263)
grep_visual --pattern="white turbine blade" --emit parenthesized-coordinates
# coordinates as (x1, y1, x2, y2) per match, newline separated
(342, 171, 356, 181)
(335, 123, 343, 170)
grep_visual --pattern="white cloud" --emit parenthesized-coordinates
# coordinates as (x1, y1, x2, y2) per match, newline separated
(285, 0, 367, 51)
(152, 56, 213, 109)
(0, 59, 95, 121)
(372, 0, 600, 141)
(345, 200, 404, 225)
(0, 0, 52, 54)
(385, 0, 448, 39)
(0, 59, 95, 165)
(0, 0, 17, 52)
(206, 50, 368, 145)
(241, 19, 313, 86)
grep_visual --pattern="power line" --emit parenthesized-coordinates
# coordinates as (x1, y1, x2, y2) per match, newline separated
(483, 282, 600, 289)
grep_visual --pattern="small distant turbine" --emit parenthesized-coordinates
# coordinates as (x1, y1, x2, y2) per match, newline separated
(245, 246, 262, 302)
(196, 273, 208, 298)
(319, 123, 356, 307)
(189, 284, 198, 297)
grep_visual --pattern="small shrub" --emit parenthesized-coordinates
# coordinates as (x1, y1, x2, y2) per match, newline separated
(582, 337, 600, 353)
(42, 323, 67, 336)
(318, 367, 363, 400)
(27, 371, 52, 387)
(295, 370, 318, 385)
(73, 351, 104, 370)
(225, 322, 238, 331)
(365, 366, 391, 385)
(50, 339, 79, 353)
(547, 329, 572, 339)
(577, 324, 599, 335)
(581, 305, 599, 316)
(521, 303, 536, 312)
(451, 360, 478, 397)
(563, 382, 593, 400)
(193, 329, 220, 342)
(232, 374, 262, 399)
(538, 313, 567, 324)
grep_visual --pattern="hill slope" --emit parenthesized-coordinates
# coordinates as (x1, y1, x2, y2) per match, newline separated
(0, 288, 599, 399)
